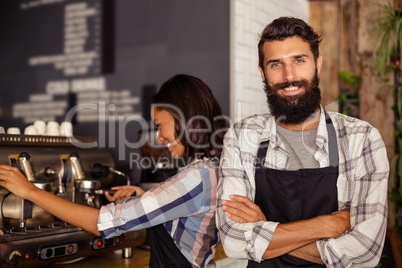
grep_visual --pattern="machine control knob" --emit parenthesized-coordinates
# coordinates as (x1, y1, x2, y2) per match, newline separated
(46, 248, 53, 258)
(9, 251, 22, 266)
(92, 163, 110, 178)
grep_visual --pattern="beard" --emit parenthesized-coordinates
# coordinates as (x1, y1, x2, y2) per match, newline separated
(264, 70, 321, 125)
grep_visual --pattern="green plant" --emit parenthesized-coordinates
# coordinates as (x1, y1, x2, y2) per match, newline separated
(372, 1, 402, 77)
(372, 1, 402, 230)
(339, 70, 363, 85)
(338, 70, 361, 117)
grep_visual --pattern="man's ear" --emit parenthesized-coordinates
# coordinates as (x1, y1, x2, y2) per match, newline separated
(258, 65, 265, 81)
(316, 54, 323, 75)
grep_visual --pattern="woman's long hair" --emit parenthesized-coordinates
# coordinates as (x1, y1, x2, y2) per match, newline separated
(152, 74, 228, 161)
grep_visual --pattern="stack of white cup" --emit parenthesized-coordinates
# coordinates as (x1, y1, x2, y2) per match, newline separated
(24, 125, 37, 135)
(7, 127, 20, 135)
(60, 121, 73, 137)
(33, 120, 46, 135)
(46, 121, 60, 136)
(6, 121, 74, 136)
(24, 120, 74, 137)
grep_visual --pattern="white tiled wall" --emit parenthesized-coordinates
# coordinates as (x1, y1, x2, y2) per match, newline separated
(230, 0, 310, 122)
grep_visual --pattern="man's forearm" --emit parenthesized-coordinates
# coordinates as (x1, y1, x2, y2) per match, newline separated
(288, 242, 324, 264)
(262, 209, 350, 260)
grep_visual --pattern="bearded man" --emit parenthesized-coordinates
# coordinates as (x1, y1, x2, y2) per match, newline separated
(216, 17, 389, 268)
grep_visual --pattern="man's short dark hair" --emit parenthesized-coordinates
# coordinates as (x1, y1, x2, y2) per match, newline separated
(258, 17, 322, 71)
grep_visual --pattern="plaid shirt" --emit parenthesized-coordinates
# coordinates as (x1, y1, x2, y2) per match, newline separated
(97, 158, 219, 268)
(216, 107, 389, 267)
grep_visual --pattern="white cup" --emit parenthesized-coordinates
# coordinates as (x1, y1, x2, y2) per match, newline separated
(7, 127, 21, 135)
(24, 125, 38, 135)
(46, 121, 60, 136)
(60, 121, 73, 136)
(47, 128, 60, 136)
(33, 120, 46, 135)
(0, 126, 5, 134)
(47, 121, 59, 129)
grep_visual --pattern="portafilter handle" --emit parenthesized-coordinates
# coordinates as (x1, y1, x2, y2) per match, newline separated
(19, 152, 35, 182)
(69, 153, 85, 180)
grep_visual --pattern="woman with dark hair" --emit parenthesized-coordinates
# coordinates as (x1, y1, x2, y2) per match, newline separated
(0, 74, 228, 268)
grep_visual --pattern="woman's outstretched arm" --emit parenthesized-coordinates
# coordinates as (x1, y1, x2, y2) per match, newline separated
(0, 164, 101, 236)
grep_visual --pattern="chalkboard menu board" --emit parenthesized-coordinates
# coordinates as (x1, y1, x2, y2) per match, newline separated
(0, 0, 230, 172)
(2, 0, 113, 75)
(0, 0, 117, 125)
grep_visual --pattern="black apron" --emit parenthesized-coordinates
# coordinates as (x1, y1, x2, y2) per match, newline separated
(248, 112, 339, 268)
(147, 224, 192, 268)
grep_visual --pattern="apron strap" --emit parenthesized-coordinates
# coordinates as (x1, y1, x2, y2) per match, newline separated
(255, 140, 269, 169)
(325, 111, 339, 167)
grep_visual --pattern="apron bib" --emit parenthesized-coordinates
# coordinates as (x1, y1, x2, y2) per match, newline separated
(147, 224, 192, 268)
(248, 112, 339, 268)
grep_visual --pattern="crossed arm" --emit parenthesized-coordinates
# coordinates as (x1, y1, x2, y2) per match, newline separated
(218, 121, 388, 266)
(222, 194, 351, 264)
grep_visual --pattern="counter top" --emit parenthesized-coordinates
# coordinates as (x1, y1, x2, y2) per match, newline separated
(46, 242, 227, 268)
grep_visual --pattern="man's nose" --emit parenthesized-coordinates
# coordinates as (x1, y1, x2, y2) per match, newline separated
(283, 64, 296, 81)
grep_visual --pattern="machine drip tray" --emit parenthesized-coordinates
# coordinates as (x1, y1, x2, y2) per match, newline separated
(0, 224, 81, 243)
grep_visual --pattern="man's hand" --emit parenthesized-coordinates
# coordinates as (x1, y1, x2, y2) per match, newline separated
(221, 194, 351, 262)
(263, 208, 351, 260)
(105, 185, 145, 202)
(222, 194, 267, 223)
(288, 243, 324, 264)
(326, 209, 351, 237)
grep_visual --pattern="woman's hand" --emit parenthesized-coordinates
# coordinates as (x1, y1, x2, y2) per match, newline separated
(222, 194, 267, 223)
(105, 185, 145, 202)
(0, 164, 38, 200)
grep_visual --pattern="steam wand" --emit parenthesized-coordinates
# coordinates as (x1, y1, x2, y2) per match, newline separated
(109, 167, 131, 186)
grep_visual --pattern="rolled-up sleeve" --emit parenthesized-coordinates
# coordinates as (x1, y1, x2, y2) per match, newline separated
(216, 126, 279, 262)
(317, 128, 389, 267)
(97, 168, 205, 239)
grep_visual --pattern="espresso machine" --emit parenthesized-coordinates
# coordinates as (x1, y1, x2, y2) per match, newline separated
(0, 134, 145, 267)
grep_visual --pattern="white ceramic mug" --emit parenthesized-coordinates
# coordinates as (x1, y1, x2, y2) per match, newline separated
(24, 125, 38, 135)
(60, 122, 73, 136)
(7, 127, 21, 135)
(46, 121, 60, 136)
(33, 120, 46, 135)
(47, 121, 59, 129)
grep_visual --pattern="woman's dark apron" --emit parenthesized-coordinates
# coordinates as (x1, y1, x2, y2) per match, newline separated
(147, 224, 192, 268)
(248, 112, 339, 267)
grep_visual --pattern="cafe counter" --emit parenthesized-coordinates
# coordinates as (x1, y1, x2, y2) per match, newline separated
(45, 242, 228, 268)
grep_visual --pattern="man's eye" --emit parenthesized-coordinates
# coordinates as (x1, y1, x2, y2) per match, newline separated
(295, 59, 304, 64)
(271, 63, 281, 68)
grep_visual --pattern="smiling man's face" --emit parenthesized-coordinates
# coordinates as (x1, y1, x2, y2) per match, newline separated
(259, 36, 323, 125)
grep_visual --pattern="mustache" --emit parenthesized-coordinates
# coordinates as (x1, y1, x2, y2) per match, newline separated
(268, 79, 310, 96)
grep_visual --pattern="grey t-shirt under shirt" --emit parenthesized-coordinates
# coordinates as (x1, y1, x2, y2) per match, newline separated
(276, 124, 320, 171)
